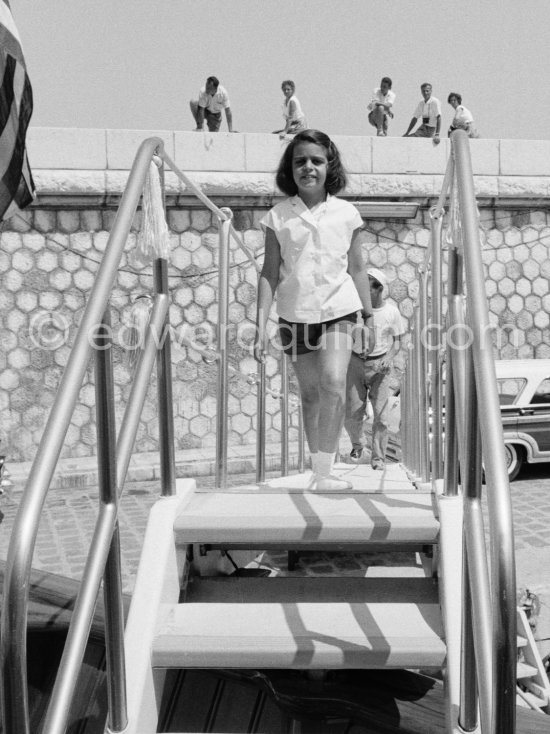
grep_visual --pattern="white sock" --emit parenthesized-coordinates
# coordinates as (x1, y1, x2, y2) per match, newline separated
(316, 451, 335, 477)
(310, 452, 319, 473)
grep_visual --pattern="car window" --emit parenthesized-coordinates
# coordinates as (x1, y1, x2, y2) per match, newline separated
(530, 377, 550, 405)
(497, 378, 526, 405)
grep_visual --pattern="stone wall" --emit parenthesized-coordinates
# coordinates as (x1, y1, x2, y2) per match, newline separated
(1, 129, 549, 463)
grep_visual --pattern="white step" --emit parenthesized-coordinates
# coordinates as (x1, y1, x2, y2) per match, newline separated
(174, 484, 439, 549)
(517, 660, 539, 679)
(152, 577, 445, 670)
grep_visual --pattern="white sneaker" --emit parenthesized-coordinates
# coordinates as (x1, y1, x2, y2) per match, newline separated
(310, 473, 352, 491)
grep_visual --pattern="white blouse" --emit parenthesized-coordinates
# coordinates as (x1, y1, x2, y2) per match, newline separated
(283, 94, 305, 124)
(261, 195, 364, 323)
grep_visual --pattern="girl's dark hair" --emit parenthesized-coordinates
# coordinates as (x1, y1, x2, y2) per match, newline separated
(281, 79, 295, 92)
(447, 92, 462, 104)
(275, 129, 347, 196)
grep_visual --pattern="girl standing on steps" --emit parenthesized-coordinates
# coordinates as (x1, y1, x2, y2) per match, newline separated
(254, 129, 373, 490)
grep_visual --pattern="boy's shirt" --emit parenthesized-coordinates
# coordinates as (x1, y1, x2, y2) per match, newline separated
(353, 302, 405, 357)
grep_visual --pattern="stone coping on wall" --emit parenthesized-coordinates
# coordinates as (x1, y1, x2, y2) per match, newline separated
(26, 127, 550, 205)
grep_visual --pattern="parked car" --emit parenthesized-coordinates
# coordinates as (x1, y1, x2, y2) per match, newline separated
(495, 359, 550, 480)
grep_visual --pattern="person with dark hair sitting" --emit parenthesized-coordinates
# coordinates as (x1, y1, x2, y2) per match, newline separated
(447, 92, 479, 138)
(272, 80, 307, 138)
(403, 82, 441, 144)
(190, 76, 234, 132)
(367, 76, 395, 136)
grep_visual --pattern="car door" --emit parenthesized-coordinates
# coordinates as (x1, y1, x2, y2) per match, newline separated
(520, 376, 550, 458)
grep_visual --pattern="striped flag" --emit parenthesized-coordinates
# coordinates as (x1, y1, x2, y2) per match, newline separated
(0, 0, 34, 221)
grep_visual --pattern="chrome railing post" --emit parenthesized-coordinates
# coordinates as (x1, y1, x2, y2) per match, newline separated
(443, 326, 459, 497)
(256, 362, 266, 484)
(410, 323, 421, 477)
(154, 159, 176, 497)
(429, 210, 444, 479)
(459, 554, 478, 732)
(280, 354, 289, 475)
(94, 311, 128, 733)
(215, 209, 232, 489)
(297, 402, 305, 474)
(453, 129, 516, 733)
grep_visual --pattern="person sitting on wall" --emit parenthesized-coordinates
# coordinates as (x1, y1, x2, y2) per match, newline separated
(447, 92, 480, 138)
(367, 76, 395, 137)
(272, 80, 308, 138)
(403, 82, 441, 144)
(190, 76, 234, 132)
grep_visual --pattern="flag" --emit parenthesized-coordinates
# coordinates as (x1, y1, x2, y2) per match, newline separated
(0, 0, 34, 221)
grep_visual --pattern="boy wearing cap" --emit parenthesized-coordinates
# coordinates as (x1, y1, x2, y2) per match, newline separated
(345, 268, 405, 470)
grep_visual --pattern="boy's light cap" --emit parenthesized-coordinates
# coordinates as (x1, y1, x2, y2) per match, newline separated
(367, 268, 388, 289)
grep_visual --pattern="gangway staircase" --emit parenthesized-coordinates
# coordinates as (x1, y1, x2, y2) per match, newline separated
(3, 131, 550, 734)
(125, 464, 451, 733)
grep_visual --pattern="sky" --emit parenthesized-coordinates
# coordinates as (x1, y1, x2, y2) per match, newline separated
(12, 0, 550, 141)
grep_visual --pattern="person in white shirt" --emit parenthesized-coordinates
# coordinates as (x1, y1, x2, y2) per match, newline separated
(272, 80, 307, 138)
(367, 76, 396, 137)
(403, 83, 442, 144)
(189, 76, 234, 132)
(447, 92, 479, 138)
(255, 129, 373, 490)
(345, 268, 405, 470)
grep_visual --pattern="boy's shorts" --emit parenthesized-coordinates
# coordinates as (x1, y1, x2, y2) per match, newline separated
(278, 313, 358, 357)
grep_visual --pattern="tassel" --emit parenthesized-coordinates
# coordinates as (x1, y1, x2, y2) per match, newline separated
(126, 294, 153, 371)
(132, 161, 171, 267)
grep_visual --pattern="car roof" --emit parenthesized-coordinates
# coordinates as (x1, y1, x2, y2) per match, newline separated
(495, 359, 550, 381)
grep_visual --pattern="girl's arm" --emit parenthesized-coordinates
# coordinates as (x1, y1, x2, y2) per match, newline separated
(348, 227, 373, 319)
(254, 227, 282, 362)
(348, 227, 374, 353)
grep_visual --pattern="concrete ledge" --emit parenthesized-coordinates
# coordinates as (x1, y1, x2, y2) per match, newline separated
(25, 127, 550, 203)
(28, 127, 107, 170)
(30, 169, 550, 205)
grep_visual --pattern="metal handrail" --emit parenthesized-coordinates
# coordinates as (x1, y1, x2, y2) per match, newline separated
(160, 149, 260, 274)
(0, 136, 166, 734)
(452, 130, 516, 732)
(401, 130, 517, 733)
(0, 134, 299, 734)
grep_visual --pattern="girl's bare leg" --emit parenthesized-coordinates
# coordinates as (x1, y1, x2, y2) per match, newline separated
(291, 324, 353, 487)
(316, 325, 353, 452)
(290, 351, 320, 454)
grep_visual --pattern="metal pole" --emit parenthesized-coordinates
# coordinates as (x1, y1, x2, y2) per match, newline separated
(409, 324, 421, 477)
(459, 554, 478, 732)
(400, 363, 409, 468)
(256, 361, 266, 484)
(215, 209, 232, 489)
(280, 354, 289, 475)
(415, 299, 429, 482)
(453, 130, 516, 733)
(94, 312, 128, 733)
(449, 297, 493, 734)
(154, 160, 176, 497)
(116, 295, 169, 489)
(443, 338, 459, 497)
(154, 255, 176, 496)
(297, 402, 305, 473)
(429, 211, 444, 479)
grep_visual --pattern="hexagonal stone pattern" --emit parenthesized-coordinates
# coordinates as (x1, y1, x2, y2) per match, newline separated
(0, 205, 548, 463)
